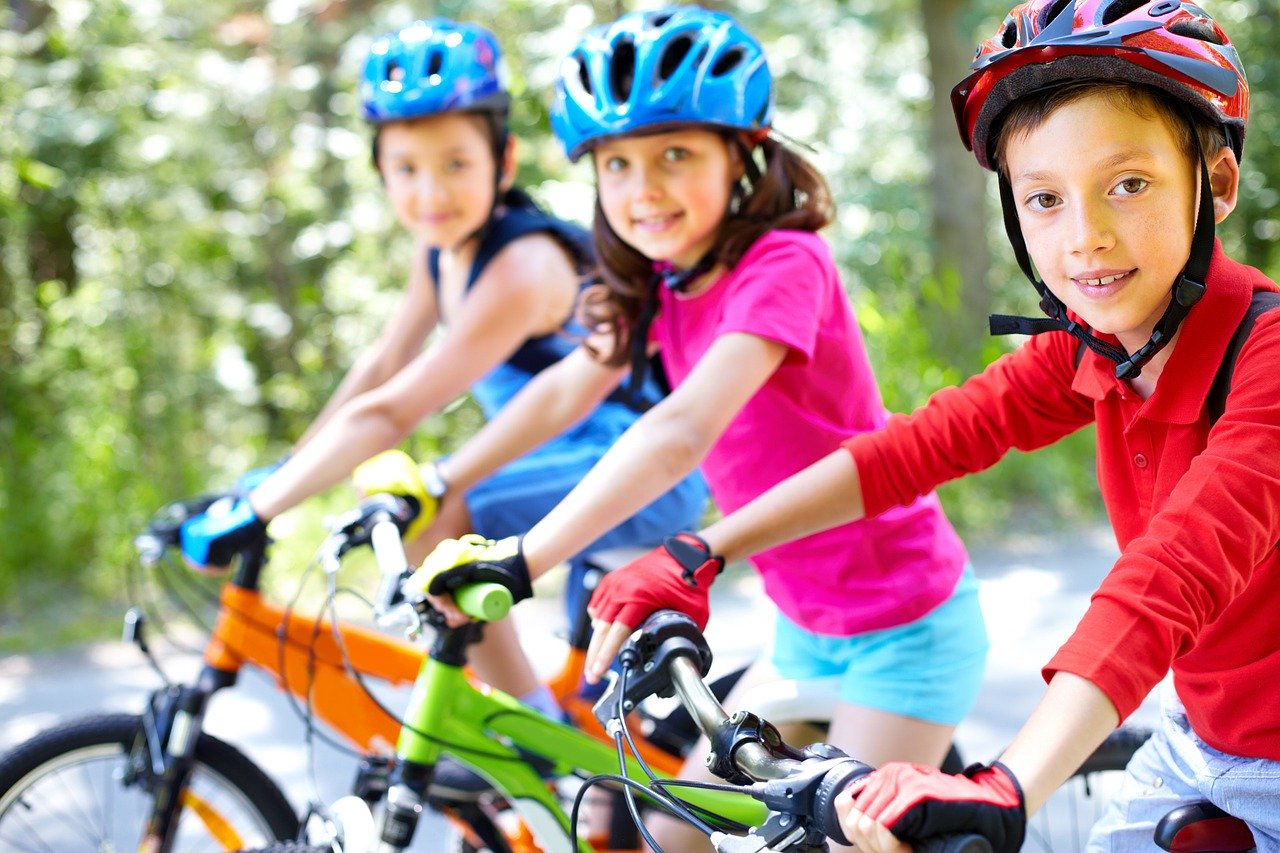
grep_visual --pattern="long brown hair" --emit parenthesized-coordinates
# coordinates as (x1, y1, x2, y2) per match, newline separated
(581, 133, 835, 366)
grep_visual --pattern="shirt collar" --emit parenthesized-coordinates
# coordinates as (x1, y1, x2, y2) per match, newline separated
(1071, 240, 1254, 423)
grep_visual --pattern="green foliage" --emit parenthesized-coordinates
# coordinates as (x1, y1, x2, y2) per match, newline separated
(2, 0, 1278, 642)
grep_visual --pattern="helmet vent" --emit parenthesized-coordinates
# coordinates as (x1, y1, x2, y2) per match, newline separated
(1101, 0, 1147, 25)
(386, 60, 405, 84)
(999, 17, 1019, 48)
(651, 12, 673, 28)
(425, 49, 444, 79)
(1037, 0, 1075, 31)
(610, 38, 637, 103)
(1168, 18, 1224, 45)
(574, 54, 593, 96)
(710, 46, 745, 77)
(659, 34, 694, 81)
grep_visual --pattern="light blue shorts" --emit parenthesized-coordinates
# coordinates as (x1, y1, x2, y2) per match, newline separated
(769, 565, 988, 726)
(1086, 685, 1280, 852)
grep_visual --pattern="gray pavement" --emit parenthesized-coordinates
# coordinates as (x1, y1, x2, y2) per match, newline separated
(0, 524, 1160, 847)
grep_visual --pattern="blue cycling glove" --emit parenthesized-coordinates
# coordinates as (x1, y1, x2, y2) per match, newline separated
(180, 497, 268, 568)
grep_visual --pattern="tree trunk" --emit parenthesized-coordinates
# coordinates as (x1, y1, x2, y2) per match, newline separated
(921, 0, 993, 373)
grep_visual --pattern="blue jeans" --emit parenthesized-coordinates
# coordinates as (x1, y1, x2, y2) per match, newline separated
(1087, 684, 1280, 852)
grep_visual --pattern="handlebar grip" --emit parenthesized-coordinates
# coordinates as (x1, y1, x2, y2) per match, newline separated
(916, 835, 993, 853)
(454, 582, 513, 622)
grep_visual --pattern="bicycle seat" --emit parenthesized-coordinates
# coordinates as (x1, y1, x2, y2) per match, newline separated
(1155, 801, 1256, 852)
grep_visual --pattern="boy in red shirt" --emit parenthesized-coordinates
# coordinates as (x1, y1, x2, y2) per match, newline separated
(582, 0, 1279, 849)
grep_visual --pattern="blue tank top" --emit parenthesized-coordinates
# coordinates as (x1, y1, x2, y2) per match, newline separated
(429, 189, 662, 416)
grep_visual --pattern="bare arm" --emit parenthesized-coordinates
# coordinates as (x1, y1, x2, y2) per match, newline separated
(520, 332, 787, 577)
(250, 236, 578, 520)
(839, 672, 1119, 852)
(295, 238, 439, 450)
(701, 448, 866, 563)
(438, 344, 629, 492)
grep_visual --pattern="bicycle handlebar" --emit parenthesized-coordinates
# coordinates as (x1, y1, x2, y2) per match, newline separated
(607, 610, 994, 853)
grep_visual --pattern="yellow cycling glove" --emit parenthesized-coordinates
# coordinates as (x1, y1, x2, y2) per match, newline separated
(408, 534, 532, 603)
(351, 449, 447, 542)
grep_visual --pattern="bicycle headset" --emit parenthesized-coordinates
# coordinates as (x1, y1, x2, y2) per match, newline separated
(950, 0, 1250, 379)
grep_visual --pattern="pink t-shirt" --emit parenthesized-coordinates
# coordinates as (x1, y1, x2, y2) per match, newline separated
(653, 230, 967, 635)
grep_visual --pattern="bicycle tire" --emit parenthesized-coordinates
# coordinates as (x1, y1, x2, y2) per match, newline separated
(1024, 724, 1152, 853)
(0, 712, 299, 850)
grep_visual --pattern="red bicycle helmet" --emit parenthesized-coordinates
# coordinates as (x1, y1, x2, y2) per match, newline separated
(952, 0, 1248, 171)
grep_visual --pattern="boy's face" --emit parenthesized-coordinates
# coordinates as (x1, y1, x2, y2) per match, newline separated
(1003, 91, 1236, 355)
(377, 112, 501, 248)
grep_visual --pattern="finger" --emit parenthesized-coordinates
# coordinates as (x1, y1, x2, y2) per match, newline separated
(843, 806, 909, 853)
(584, 620, 612, 684)
(425, 591, 469, 628)
(586, 621, 634, 684)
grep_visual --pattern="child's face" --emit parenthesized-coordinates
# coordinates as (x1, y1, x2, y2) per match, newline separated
(593, 128, 741, 269)
(377, 113, 500, 248)
(1003, 91, 1228, 354)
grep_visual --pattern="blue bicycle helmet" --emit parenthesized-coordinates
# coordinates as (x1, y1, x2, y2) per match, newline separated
(360, 18, 509, 123)
(550, 6, 773, 162)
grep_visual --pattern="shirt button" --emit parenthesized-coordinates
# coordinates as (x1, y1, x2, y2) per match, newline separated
(1134, 453, 1149, 469)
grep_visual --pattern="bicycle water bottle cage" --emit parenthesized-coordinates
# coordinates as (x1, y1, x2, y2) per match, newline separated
(592, 610, 713, 729)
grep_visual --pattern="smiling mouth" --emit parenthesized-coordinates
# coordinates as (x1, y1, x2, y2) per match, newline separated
(1075, 270, 1134, 288)
(633, 212, 682, 231)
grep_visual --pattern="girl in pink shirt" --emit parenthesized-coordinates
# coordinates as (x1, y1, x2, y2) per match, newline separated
(418, 8, 987, 848)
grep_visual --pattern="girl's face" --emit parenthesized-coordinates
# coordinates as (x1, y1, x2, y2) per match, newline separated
(1003, 91, 1237, 354)
(377, 112, 503, 248)
(593, 128, 742, 269)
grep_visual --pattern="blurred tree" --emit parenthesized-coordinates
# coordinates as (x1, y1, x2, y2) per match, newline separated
(1, 0, 1276, 638)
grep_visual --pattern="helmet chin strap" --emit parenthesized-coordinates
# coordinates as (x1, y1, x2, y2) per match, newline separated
(989, 150, 1215, 380)
(626, 251, 718, 408)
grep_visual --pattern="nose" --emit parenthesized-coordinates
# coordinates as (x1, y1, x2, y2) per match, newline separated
(628, 161, 663, 203)
(1067, 196, 1115, 257)
(414, 171, 447, 202)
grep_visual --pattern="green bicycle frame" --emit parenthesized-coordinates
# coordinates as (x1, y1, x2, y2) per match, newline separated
(396, 654, 767, 853)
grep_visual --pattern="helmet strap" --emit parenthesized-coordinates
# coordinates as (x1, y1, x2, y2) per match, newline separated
(626, 252, 718, 407)
(989, 149, 1214, 379)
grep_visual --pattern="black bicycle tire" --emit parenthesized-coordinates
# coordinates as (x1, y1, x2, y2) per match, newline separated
(0, 712, 299, 846)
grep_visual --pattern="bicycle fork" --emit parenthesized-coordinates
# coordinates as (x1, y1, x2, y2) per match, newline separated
(124, 611, 241, 852)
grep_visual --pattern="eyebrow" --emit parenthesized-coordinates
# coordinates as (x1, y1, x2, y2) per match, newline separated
(1013, 149, 1156, 184)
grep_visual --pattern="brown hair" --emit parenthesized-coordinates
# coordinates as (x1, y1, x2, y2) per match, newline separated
(581, 134, 835, 366)
(993, 81, 1227, 175)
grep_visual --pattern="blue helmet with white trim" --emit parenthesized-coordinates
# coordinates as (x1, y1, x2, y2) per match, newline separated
(551, 6, 773, 161)
(360, 18, 509, 124)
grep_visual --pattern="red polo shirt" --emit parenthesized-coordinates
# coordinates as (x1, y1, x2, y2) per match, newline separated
(845, 242, 1280, 760)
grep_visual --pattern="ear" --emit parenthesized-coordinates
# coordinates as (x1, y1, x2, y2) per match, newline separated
(498, 134, 518, 193)
(1208, 145, 1239, 224)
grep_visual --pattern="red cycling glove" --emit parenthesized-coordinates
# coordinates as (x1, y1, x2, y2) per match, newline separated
(588, 533, 725, 630)
(846, 761, 1025, 853)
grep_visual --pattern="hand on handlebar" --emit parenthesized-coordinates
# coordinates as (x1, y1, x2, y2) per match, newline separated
(408, 534, 531, 627)
(351, 449, 445, 542)
(178, 496, 267, 572)
(584, 533, 724, 684)
(836, 761, 1025, 853)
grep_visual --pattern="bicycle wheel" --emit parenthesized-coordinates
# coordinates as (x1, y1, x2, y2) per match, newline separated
(1024, 725, 1152, 853)
(0, 712, 298, 851)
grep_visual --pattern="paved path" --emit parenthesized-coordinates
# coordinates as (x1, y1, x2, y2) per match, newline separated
(0, 524, 1160, 847)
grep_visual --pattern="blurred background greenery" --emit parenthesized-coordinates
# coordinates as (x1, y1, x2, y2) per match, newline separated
(2, 0, 1277, 649)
